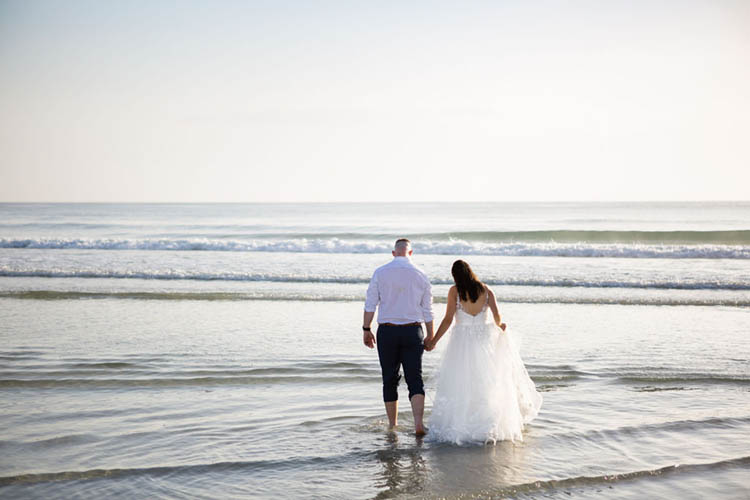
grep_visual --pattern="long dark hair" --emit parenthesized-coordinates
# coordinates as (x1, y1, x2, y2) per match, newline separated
(451, 260, 484, 303)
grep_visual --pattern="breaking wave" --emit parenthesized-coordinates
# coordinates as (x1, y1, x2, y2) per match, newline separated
(1, 268, 749, 290)
(1, 237, 748, 259)
(1, 290, 748, 306)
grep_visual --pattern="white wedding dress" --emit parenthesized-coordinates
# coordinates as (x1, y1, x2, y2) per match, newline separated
(428, 292, 542, 445)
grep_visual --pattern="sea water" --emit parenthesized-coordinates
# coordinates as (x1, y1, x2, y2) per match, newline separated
(1, 202, 749, 498)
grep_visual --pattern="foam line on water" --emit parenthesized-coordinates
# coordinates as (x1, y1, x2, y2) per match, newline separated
(1, 270, 748, 291)
(1, 237, 749, 258)
(1, 290, 748, 306)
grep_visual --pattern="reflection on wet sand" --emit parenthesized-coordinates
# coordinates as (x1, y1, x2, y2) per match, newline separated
(373, 432, 428, 499)
(424, 437, 532, 496)
(372, 430, 534, 499)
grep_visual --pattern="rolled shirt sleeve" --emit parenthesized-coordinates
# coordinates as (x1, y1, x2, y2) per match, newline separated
(364, 271, 379, 312)
(420, 276, 434, 322)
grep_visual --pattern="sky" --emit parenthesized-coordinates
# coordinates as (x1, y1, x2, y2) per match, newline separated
(0, 0, 748, 202)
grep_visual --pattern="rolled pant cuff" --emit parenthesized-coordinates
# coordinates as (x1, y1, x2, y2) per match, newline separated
(408, 390, 425, 400)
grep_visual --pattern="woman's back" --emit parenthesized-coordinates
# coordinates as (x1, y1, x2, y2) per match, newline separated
(456, 286, 489, 317)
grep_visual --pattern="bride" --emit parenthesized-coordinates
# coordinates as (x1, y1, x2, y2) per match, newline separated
(426, 260, 542, 444)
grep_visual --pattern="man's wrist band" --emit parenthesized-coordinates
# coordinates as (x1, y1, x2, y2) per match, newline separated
(362, 326, 371, 331)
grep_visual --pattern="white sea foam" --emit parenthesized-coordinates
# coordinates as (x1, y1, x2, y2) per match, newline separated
(1, 267, 748, 290)
(2, 289, 748, 306)
(1, 237, 748, 259)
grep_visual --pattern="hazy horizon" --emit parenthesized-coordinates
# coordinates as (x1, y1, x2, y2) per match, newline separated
(1, 198, 749, 205)
(2, 1, 749, 203)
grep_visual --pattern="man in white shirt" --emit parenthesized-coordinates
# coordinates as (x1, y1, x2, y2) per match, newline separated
(362, 238, 434, 436)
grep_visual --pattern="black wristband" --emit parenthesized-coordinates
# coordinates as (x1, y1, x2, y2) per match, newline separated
(362, 326, 371, 332)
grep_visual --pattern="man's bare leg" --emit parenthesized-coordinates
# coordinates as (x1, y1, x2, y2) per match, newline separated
(385, 401, 398, 429)
(410, 394, 426, 436)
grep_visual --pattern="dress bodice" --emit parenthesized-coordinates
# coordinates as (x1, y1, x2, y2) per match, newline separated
(455, 288, 494, 329)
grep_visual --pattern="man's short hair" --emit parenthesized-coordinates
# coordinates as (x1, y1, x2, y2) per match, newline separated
(394, 238, 411, 251)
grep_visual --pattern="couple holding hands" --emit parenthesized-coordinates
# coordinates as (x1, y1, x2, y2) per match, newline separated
(362, 238, 541, 444)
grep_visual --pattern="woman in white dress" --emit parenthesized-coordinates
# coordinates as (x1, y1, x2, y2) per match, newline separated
(426, 260, 542, 444)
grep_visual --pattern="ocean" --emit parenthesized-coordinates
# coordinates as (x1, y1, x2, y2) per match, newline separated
(1, 202, 748, 499)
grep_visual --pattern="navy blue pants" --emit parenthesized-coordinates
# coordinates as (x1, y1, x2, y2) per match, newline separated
(376, 324, 425, 402)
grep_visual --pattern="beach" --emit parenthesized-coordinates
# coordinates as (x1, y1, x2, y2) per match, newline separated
(1, 202, 749, 498)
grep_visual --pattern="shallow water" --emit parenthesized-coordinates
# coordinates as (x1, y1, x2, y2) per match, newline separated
(1, 202, 749, 498)
(1, 299, 748, 498)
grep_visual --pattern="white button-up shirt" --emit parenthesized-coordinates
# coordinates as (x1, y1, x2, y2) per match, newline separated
(364, 256, 433, 324)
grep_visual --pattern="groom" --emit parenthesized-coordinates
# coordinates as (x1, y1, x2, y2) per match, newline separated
(362, 238, 434, 435)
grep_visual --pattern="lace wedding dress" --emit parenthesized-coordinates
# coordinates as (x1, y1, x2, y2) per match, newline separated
(428, 292, 542, 444)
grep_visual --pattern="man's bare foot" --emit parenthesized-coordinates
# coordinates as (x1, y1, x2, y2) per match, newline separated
(415, 425, 426, 437)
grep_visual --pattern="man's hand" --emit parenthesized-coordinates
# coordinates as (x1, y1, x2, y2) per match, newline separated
(500, 323, 507, 331)
(363, 330, 376, 349)
(423, 335, 435, 351)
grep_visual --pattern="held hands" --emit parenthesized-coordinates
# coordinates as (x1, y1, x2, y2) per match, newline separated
(364, 329, 442, 350)
(424, 335, 436, 351)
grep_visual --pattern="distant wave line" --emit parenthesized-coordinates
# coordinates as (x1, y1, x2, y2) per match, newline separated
(1, 237, 749, 258)
(0, 374, 375, 389)
(4, 373, 747, 391)
(616, 375, 750, 385)
(3, 362, 748, 390)
(0, 364, 377, 379)
(3, 229, 750, 243)
(409, 230, 750, 245)
(1, 269, 749, 290)
(2, 290, 748, 307)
